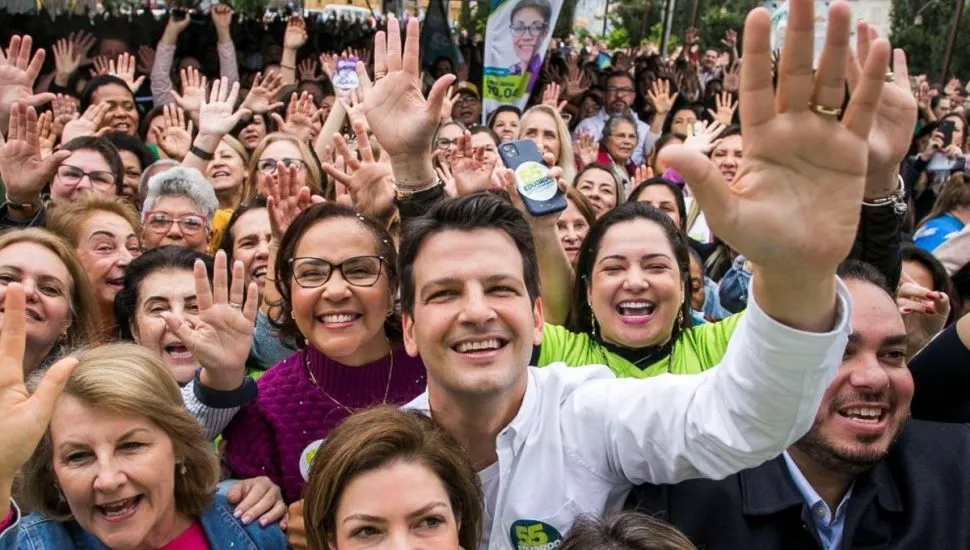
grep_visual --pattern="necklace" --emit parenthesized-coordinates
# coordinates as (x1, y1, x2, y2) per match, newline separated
(304, 340, 395, 414)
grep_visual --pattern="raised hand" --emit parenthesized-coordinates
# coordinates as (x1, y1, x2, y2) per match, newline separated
(69, 30, 96, 60)
(850, 21, 918, 199)
(61, 102, 108, 143)
(634, 164, 655, 185)
(161, 250, 258, 391)
(439, 87, 457, 123)
(449, 130, 496, 196)
(324, 121, 396, 221)
(50, 93, 78, 137)
(91, 56, 110, 76)
(0, 35, 55, 131)
(107, 52, 146, 93)
(722, 59, 741, 93)
(267, 162, 325, 240)
(721, 29, 738, 52)
(707, 91, 738, 125)
(565, 63, 588, 98)
(210, 3, 234, 34)
(684, 120, 727, 153)
(318, 52, 338, 79)
(659, 0, 890, 329)
(0, 103, 71, 203)
(136, 45, 156, 75)
(271, 91, 320, 143)
(170, 66, 208, 117)
(198, 77, 250, 138)
(152, 104, 194, 161)
(897, 275, 950, 358)
(574, 131, 599, 166)
(0, 283, 79, 500)
(298, 58, 320, 81)
(242, 72, 285, 114)
(541, 82, 567, 112)
(52, 39, 83, 85)
(357, 16, 454, 174)
(284, 15, 308, 49)
(647, 79, 676, 115)
(36, 111, 57, 158)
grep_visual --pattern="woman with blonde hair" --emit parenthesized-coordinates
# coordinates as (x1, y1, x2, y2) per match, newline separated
(46, 194, 142, 339)
(246, 133, 327, 203)
(519, 103, 576, 184)
(0, 297, 288, 547)
(0, 228, 100, 374)
(302, 406, 482, 550)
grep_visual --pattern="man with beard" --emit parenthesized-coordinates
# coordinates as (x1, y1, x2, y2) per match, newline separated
(630, 260, 970, 549)
(573, 70, 657, 165)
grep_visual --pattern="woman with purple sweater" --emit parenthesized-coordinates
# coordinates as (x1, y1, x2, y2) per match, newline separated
(221, 202, 426, 504)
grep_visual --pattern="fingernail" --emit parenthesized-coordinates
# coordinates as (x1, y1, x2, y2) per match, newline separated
(234, 509, 242, 518)
(242, 515, 252, 524)
(901, 307, 912, 314)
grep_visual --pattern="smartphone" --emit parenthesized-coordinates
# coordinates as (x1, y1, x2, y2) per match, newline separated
(939, 119, 955, 146)
(171, 8, 187, 20)
(333, 56, 360, 91)
(498, 140, 567, 217)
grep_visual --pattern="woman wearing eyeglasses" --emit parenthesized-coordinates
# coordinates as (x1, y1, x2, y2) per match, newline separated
(246, 133, 327, 202)
(220, 201, 426, 507)
(140, 167, 219, 254)
(508, 0, 551, 95)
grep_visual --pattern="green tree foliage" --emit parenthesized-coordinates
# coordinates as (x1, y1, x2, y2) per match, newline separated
(890, 0, 969, 81)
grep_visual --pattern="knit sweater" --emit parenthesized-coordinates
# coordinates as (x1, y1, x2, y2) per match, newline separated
(222, 345, 427, 503)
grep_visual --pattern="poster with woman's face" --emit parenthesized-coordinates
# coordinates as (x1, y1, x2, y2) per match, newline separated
(483, 0, 563, 118)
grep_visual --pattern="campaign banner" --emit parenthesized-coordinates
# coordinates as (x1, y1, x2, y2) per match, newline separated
(420, 0, 463, 74)
(482, 0, 564, 121)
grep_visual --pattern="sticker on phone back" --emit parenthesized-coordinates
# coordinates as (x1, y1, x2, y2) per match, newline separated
(333, 57, 360, 91)
(515, 162, 556, 202)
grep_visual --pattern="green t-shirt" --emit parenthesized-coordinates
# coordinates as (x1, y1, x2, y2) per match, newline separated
(536, 313, 744, 378)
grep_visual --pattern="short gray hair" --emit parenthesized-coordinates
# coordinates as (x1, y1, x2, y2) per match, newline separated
(142, 166, 218, 223)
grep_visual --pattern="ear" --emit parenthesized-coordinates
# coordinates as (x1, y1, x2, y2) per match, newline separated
(532, 296, 544, 347)
(402, 311, 420, 358)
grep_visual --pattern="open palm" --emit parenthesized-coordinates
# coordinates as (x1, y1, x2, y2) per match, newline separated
(661, 0, 889, 277)
(162, 251, 257, 383)
(357, 16, 453, 162)
(0, 284, 78, 484)
(0, 36, 54, 129)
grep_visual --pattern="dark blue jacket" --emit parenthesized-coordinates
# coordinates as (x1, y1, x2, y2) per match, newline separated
(0, 493, 286, 549)
(630, 421, 970, 549)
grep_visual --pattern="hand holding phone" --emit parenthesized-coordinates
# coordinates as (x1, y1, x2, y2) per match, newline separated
(498, 140, 567, 217)
(939, 119, 955, 147)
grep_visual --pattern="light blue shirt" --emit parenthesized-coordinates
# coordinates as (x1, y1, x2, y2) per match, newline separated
(783, 452, 854, 550)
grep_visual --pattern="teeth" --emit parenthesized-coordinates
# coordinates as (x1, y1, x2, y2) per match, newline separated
(617, 301, 656, 316)
(322, 313, 358, 323)
(100, 496, 138, 517)
(619, 301, 651, 308)
(841, 407, 884, 423)
(456, 339, 501, 353)
(25, 309, 41, 321)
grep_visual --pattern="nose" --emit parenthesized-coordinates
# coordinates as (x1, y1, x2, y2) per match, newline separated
(166, 222, 184, 241)
(75, 175, 93, 192)
(622, 265, 648, 292)
(255, 240, 270, 260)
(849, 353, 892, 392)
(92, 455, 128, 493)
(118, 247, 134, 269)
(321, 273, 353, 302)
(458, 285, 496, 326)
(22, 279, 39, 303)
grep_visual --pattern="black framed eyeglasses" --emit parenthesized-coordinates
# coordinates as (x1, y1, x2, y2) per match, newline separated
(289, 255, 386, 288)
(510, 22, 548, 37)
(56, 165, 116, 190)
(436, 138, 458, 149)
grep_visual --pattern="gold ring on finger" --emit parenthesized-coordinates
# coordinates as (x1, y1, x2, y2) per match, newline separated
(809, 102, 843, 118)
(229, 302, 243, 309)
(885, 71, 895, 83)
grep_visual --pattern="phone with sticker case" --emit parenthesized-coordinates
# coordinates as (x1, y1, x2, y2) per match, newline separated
(498, 140, 567, 217)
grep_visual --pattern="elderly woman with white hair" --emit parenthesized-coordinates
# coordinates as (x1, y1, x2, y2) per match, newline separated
(141, 167, 219, 254)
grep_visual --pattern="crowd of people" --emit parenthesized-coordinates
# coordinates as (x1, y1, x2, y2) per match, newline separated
(0, 0, 970, 547)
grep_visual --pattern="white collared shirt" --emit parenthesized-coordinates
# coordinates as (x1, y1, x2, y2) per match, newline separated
(406, 279, 852, 549)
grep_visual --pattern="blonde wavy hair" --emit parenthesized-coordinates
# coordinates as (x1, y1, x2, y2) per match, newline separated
(519, 104, 577, 184)
(19, 343, 220, 521)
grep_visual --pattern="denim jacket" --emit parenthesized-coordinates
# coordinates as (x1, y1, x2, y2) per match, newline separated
(0, 493, 286, 549)
(718, 255, 753, 315)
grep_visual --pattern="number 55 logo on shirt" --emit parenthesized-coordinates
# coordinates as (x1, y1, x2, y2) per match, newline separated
(509, 520, 563, 550)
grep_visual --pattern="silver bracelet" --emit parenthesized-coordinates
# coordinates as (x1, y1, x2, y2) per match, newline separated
(861, 174, 907, 215)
